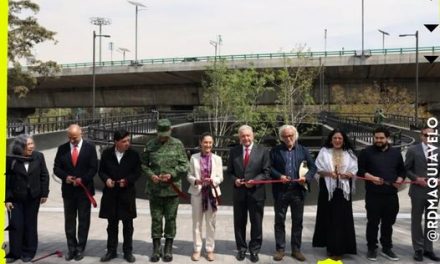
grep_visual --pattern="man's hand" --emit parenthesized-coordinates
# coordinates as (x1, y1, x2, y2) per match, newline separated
(298, 176, 306, 184)
(119, 179, 127, 188)
(330, 171, 338, 179)
(280, 175, 290, 184)
(5, 202, 14, 212)
(235, 179, 244, 187)
(415, 177, 427, 187)
(340, 172, 353, 179)
(73, 177, 82, 187)
(372, 176, 384, 185)
(151, 175, 160, 184)
(392, 177, 404, 189)
(106, 178, 115, 188)
(160, 173, 172, 182)
(66, 176, 76, 185)
(40, 197, 47, 204)
(245, 179, 255, 188)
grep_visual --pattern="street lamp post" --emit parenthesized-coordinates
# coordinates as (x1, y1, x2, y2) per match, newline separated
(361, 0, 364, 56)
(399, 30, 419, 127)
(90, 17, 111, 65)
(92, 30, 111, 121)
(378, 29, 389, 50)
(117, 47, 130, 61)
(128, 1, 146, 65)
(209, 35, 222, 62)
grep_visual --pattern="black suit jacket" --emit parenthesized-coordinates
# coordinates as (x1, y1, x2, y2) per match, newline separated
(227, 144, 270, 202)
(98, 146, 141, 219)
(5, 151, 49, 202)
(54, 140, 98, 198)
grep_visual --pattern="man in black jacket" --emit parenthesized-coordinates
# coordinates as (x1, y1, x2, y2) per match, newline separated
(98, 129, 141, 263)
(54, 124, 98, 261)
(358, 126, 405, 262)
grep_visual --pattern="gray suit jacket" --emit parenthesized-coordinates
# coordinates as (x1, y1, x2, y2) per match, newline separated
(405, 143, 438, 198)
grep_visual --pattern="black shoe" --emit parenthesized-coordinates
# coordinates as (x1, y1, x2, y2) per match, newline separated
(65, 251, 76, 261)
(100, 252, 117, 262)
(424, 251, 440, 261)
(250, 253, 259, 263)
(413, 250, 423, 262)
(366, 249, 377, 261)
(124, 253, 136, 263)
(236, 251, 246, 261)
(74, 251, 84, 261)
(21, 257, 32, 262)
(380, 249, 399, 261)
(6, 258, 18, 263)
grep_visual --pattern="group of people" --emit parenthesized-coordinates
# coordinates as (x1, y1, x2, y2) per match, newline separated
(4, 119, 439, 263)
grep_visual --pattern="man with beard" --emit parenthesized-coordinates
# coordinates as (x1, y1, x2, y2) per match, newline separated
(357, 126, 405, 262)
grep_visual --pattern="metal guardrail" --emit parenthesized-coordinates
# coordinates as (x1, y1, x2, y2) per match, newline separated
(55, 46, 440, 69)
(319, 112, 415, 149)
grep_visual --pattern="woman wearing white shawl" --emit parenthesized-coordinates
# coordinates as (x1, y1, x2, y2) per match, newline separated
(312, 129, 358, 260)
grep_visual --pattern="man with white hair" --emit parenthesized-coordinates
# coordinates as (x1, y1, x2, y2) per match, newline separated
(270, 125, 317, 262)
(227, 125, 271, 263)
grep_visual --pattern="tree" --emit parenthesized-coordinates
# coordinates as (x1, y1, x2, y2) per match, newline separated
(272, 52, 321, 127)
(200, 61, 275, 146)
(8, 0, 59, 98)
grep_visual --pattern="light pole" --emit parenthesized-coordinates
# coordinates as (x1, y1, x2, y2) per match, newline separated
(92, 30, 111, 121)
(399, 30, 419, 127)
(128, 0, 146, 65)
(117, 47, 130, 61)
(361, 0, 364, 56)
(378, 29, 389, 50)
(90, 17, 111, 64)
(209, 35, 222, 62)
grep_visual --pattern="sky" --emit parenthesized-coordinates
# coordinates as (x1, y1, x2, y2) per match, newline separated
(30, 0, 440, 64)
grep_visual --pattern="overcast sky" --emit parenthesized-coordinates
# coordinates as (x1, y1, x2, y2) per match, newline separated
(31, 0, 440, 64)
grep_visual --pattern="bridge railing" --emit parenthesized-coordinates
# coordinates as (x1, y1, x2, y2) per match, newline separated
(319, 112, 414, 149)
(57, 46, 440, 69)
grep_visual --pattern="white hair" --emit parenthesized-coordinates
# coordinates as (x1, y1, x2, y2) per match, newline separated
(278, 125, 299, 141)
(238, 125, 253, 135)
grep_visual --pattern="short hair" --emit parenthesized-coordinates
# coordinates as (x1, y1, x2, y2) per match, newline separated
(238, 125, 253, 135)
(199, 132, 213, 142)
(278, 125, 299, 141)
(10, 134, 32, 155)
(113, 129, 130, 142)
(374, 126, 390, 138)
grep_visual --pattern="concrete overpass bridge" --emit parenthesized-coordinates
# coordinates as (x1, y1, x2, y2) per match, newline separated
(8, 46, 440, 116)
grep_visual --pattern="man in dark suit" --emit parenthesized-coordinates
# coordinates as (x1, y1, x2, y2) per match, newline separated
(98, 129, 141, 263)
(227, 125, 270, 263)
(405, 127, 440, 262)
(54, 124, 98, 261)
(270, 125, 317, 262)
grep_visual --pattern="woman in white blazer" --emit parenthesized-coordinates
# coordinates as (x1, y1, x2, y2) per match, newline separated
(187, 132, 223, 261)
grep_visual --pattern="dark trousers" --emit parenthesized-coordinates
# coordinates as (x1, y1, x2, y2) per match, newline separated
(274, 189, 304, 252)
(411, 195, 435, 252)
(365, 192, 399, 250)
(7, 194, 40, 259)
(106, 219, 134, 254)
(233, 195, 264, 254)
(63, 194, 91, 253)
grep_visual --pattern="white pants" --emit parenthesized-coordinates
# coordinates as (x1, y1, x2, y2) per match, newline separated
(191, 194, 217, 252)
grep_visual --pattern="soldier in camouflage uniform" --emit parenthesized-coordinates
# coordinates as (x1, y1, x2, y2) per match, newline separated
(142, 119, 189, 262)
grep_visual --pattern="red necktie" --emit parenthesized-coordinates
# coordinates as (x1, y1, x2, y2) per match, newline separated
(243, 147, 250, 167)
(72, 145, 79, 167)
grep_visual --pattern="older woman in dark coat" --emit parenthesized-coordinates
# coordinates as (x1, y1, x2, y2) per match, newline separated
(98, 129, 141, 263)
(5, 134, 49, 263)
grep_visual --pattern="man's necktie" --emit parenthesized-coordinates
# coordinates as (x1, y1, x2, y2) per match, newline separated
(243, 147, 250, 167)
(72, 144, 78, 167)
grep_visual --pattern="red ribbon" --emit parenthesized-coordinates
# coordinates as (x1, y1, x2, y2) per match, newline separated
(355, 176, 418, 185)
(167, 180, 190, 200)
(76, 179, 97, 208)
(31, 250, 63, 262)
(240, 178, 304, 185)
